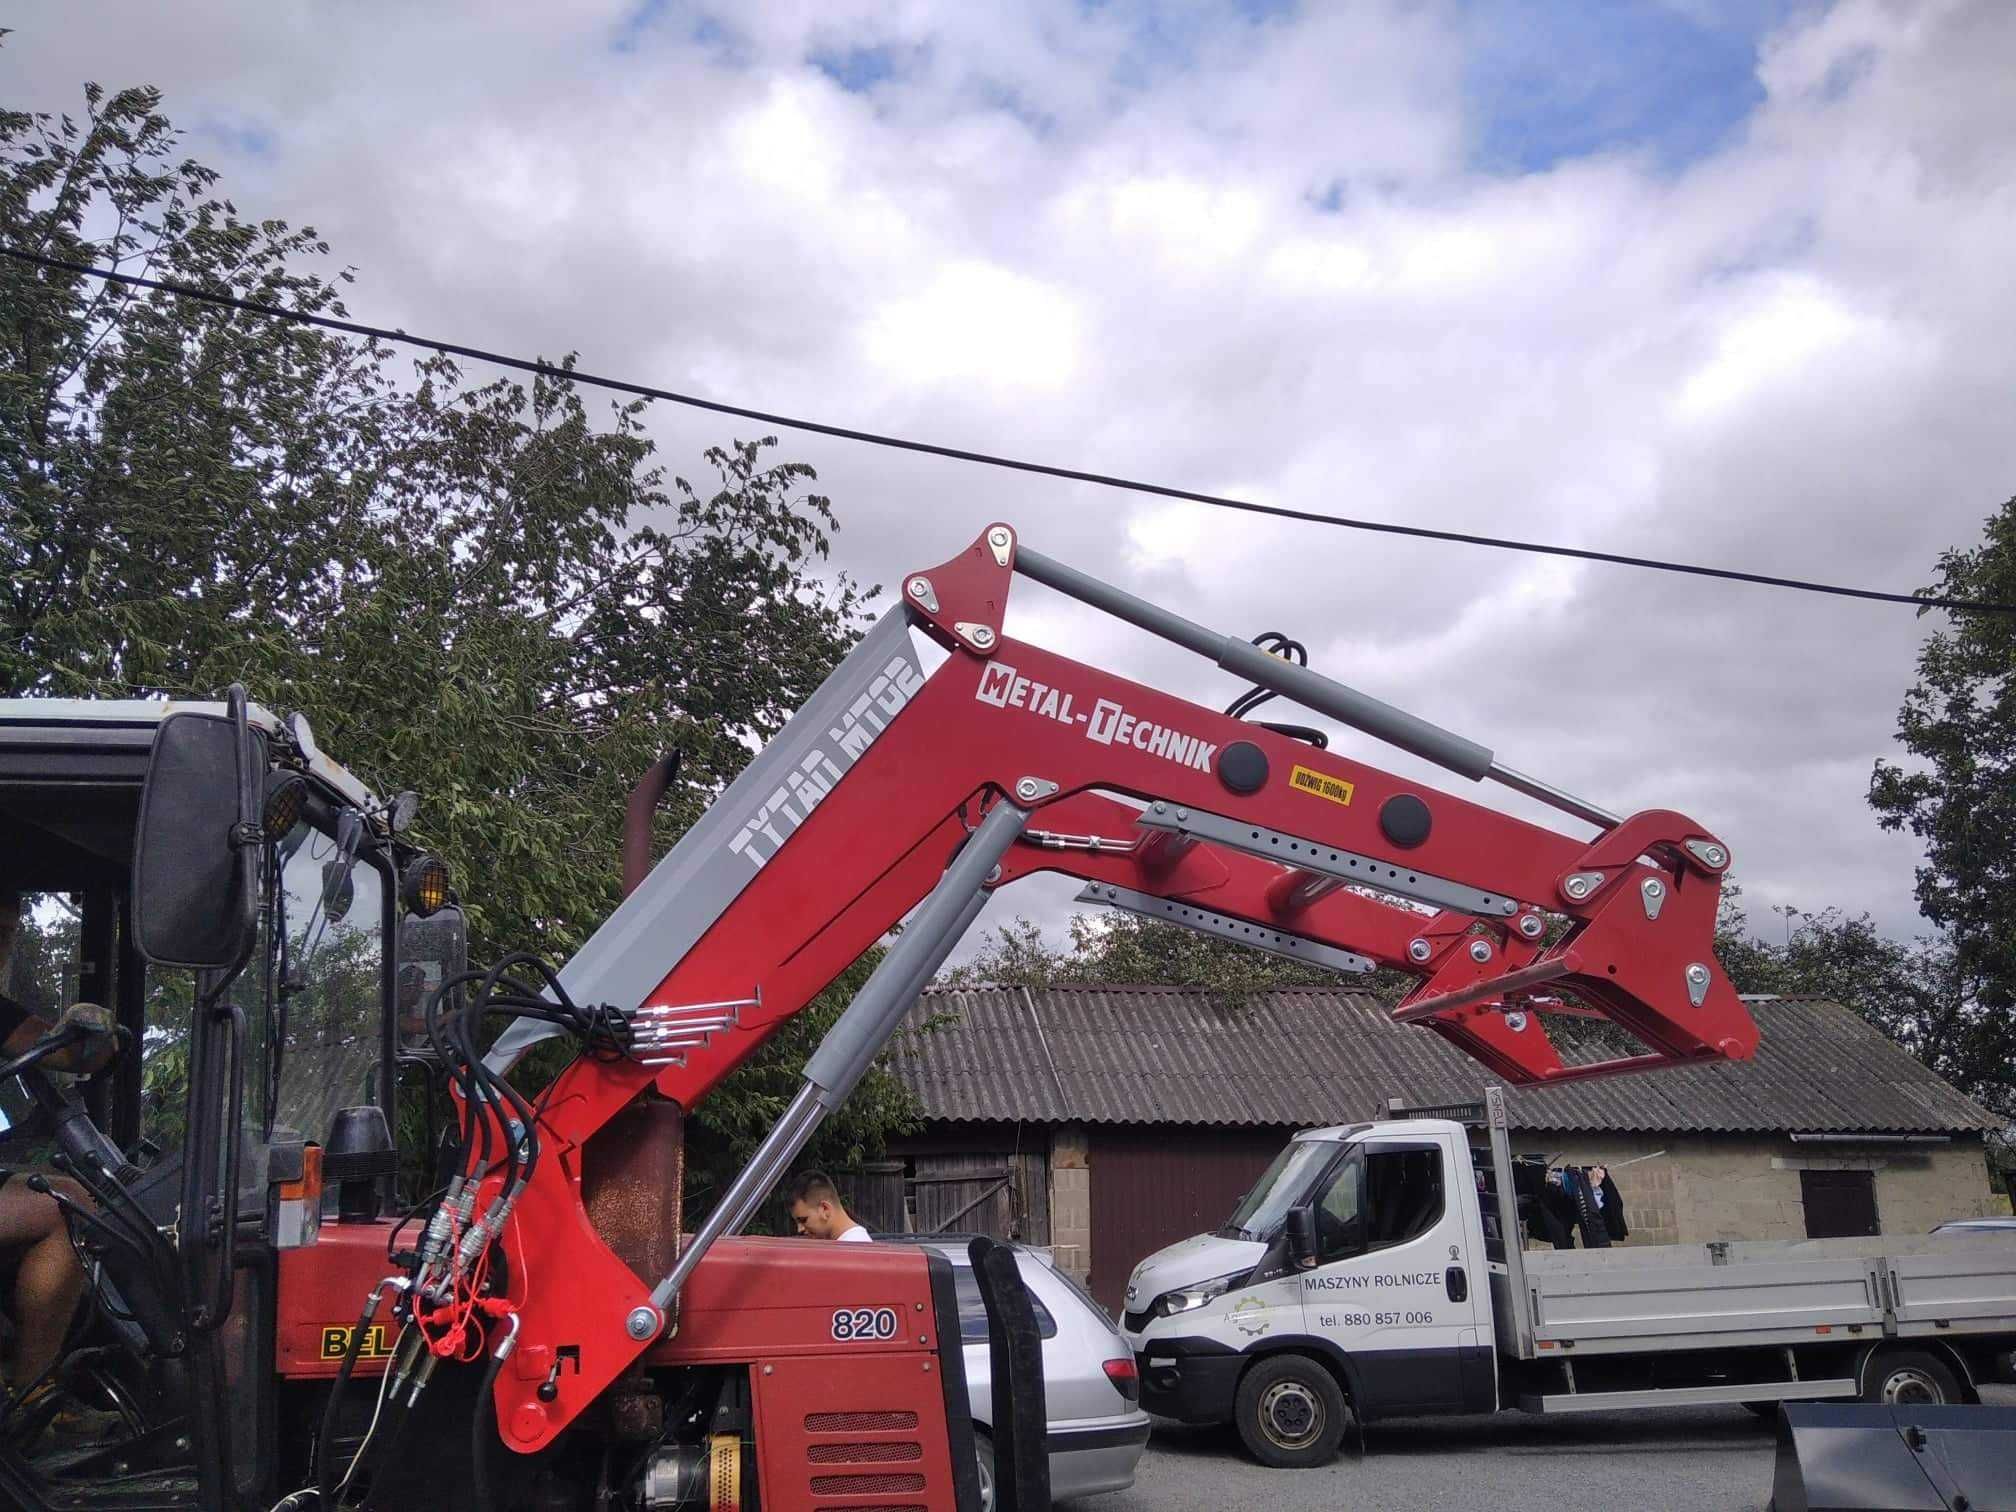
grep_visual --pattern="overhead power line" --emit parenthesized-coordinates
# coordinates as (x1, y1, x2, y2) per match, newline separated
(5, 243, 2009, 616)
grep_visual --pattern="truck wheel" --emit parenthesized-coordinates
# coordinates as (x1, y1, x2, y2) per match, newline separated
(1234, 1355, 1348, 1469)
(1862, 1349, 1962, 1407)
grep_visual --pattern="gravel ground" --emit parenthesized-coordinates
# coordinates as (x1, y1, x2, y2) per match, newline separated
(1064, 1385, 2016, 1512)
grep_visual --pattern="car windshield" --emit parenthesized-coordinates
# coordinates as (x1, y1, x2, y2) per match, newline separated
(1222, 1139, 1339, 1240)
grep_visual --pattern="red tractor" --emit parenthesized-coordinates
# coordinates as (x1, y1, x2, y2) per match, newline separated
(0, 523, 1755, 1508)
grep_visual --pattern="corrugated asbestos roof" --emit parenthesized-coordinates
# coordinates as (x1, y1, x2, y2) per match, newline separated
(892, 988, 2001, 1135)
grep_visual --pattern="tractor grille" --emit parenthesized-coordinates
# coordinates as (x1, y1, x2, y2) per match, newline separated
(804, 1410, 918, 1433)
(804, 1408, 928, 1509)
(808, 1441, 923, 1463)
(809, 1473, 927, 1495)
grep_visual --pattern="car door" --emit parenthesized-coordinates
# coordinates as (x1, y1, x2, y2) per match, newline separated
(1297, 1133, 1481, 1417)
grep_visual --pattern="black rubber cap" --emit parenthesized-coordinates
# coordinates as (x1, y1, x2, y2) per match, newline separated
(1380, 794, 1432, 849)
(1218, 740, 1269, 795)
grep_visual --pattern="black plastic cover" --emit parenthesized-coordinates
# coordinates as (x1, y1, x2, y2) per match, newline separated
(968, 1237, 1050, 1512)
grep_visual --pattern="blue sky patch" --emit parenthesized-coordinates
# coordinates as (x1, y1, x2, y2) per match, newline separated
(1462, 0, 1815, 176)
(810, 44, 901, 94)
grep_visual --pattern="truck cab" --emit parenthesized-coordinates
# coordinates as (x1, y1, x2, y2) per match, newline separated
(1121, 1117, 1496, 1464)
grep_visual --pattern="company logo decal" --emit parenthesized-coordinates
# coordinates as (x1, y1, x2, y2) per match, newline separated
(975, 662, 1217, 774)
(319, 1324, 396, 1361)
(1229, 1295, 1270, 1338)
(728, 652, 927, 870)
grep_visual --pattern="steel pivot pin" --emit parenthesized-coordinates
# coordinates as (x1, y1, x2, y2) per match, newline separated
(1468, 940, 1492, 963)
(625, 1306, 659, 1341)
(1408, 939, 1433, 963)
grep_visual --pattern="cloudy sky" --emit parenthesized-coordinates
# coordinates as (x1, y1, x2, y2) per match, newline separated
(8, 1, 2014, 954)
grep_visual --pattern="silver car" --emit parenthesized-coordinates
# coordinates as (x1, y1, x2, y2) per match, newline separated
(904, 1238, 1151, 1508)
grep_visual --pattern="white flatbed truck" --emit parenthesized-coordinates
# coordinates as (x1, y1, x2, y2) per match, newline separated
(1120, 1086, 2016, 1466)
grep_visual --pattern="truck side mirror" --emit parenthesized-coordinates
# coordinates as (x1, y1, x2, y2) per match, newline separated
(132, 693, 261, 971)
(1286, 1205, 1318, 1267)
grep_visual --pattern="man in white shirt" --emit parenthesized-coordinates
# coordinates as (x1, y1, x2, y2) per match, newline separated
(788, 1170, 871, 1243)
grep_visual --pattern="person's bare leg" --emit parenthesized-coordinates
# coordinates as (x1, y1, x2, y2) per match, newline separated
(0, 1180, 87, 1390)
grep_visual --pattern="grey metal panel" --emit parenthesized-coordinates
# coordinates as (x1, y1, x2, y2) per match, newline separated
(1520, 1379, 1859, 1414)
(1886, 1246, 2016, 1331)
(487, 609, 925, 1070)
(1525, 1252, 1885, 1343)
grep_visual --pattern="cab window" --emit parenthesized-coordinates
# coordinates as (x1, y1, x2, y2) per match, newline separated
(1311, 1144, 1445, 1260)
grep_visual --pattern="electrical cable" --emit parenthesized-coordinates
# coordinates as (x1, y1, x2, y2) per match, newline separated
(5, 244, 2012, 616)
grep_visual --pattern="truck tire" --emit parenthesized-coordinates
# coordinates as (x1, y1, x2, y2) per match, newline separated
(1234, 1355, 1348, 1469)
(1861, 1349, 1962, 1406)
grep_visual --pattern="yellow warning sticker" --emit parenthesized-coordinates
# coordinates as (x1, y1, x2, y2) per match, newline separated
(1289, 765, 1356, 808)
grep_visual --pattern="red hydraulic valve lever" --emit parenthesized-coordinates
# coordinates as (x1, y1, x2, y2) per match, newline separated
(473, 521, 1757, 1454)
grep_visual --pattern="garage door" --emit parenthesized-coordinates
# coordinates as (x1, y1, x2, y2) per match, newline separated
(1088, 1126, 1287, 1315)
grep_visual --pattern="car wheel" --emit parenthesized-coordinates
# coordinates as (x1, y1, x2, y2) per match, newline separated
(1234, 1354, 1348, 1469)
(1862, 1349, 1963, 1406)
(975, 1430, 995, 1512)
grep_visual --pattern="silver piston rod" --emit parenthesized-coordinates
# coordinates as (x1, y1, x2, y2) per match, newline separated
(1013, 547, 1618, 830)
(649, 799, 1028, 1312)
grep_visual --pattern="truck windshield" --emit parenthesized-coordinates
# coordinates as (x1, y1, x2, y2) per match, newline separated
(1222, 1139, 1340, 1240)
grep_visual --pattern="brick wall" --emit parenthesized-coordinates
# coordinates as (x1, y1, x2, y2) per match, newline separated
(1511, 1132, 1997, 1245)
(1048, 1124, 1091, 1282)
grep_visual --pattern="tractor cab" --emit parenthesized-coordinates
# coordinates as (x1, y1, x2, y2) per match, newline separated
(0, 690, 459, 1508)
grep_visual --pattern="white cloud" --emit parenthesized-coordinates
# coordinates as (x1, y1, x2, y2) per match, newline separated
(6, 0, 2015, 964)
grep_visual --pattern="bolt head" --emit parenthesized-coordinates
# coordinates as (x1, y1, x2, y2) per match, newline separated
(1175, 808, 1189, 821)
(1408, 939, 1433, 963)
(1505, 1012, 1529, 1033)
(1468, 940, 1492, 963)
(1517, 914, 1544, 938)
(625, 1306, 659, 1341)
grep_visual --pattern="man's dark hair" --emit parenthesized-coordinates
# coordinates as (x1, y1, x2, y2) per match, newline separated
(787, 1170, 842, 1206)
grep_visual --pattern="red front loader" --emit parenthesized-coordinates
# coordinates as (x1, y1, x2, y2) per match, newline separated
(0, 523, 1755, 1509)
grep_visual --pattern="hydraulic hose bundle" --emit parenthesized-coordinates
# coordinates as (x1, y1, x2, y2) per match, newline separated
(300, 955, 632, 1508)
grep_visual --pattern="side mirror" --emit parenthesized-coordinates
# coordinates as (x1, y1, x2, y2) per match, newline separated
(398, 905, 467, 1051)
(132, 692, 262, 971)
(1285, 1205, 1318, 1267)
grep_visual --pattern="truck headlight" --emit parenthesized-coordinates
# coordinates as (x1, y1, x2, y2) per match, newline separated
(1153, 1272, 1244, 1319)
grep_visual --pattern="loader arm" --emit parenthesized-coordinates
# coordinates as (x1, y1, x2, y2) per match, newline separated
(470, 522, 1756, 1452)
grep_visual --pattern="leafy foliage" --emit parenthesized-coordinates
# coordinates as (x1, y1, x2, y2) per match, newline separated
(1867, 497, 2016, 1122)
(1, 82, 922, 1176)
(941, 911, 1416, 1004)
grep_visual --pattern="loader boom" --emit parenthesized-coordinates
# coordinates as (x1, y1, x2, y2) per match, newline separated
(466, 522, 1756, 1453)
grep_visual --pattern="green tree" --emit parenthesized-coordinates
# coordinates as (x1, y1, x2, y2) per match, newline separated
(1869, 498, 2016, 1120)
(1, 82, 921, 1173)
(942, 910, 1415, 1003)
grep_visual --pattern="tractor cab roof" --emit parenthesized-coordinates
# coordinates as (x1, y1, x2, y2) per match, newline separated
(0, 697, 384, 894)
